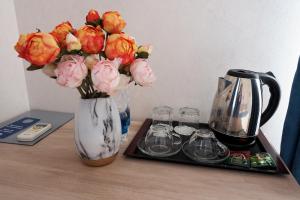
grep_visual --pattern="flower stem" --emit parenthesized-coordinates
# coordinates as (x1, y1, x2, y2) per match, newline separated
(87, 73, 95, 93)
(83, 79, 91, 97)
(77, 87, 85, 98)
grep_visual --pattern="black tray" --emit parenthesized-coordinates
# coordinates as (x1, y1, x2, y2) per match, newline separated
(124, 119, 289, 174)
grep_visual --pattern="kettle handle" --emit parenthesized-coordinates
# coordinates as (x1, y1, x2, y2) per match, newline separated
(259, 72, 281, 126)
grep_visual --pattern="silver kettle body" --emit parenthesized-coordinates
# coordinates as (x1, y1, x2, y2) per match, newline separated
(209, 69, 281, 146)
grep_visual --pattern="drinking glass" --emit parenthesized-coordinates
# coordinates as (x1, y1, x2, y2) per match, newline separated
(144, 124, 181, 156)
(113, 89, 130, 143)
(182, 128, 230, 163)
(188, 129, 217, 159)
(152, 106, 173, 130)
(175, 107, 200, 135)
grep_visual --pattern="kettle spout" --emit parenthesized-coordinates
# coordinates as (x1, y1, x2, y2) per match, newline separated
(217, 77, 232, 94)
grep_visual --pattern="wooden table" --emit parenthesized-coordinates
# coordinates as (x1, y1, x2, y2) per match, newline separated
(0, 121, 299, 200)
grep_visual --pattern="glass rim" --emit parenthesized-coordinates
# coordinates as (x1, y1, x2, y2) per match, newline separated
(152, 106, 173, 113)
(149, 124, 171, 132)
(179, 107, 200, 115)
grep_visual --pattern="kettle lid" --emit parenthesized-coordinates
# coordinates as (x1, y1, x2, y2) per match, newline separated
(227, 69, 259, 79)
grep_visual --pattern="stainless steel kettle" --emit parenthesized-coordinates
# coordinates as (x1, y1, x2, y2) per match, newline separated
(209, 69, 281, 146)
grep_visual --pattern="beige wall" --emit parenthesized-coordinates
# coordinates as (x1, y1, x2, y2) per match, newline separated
(13, 0, 300, 152)
(0, 0, 29, 122)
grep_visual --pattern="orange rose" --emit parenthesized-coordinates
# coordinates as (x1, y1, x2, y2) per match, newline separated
(105, 34, 137, 65)
(14, 34, 30, 58)
(102, 11, 126, 34)
(86, 9, 100, 23)
(76, 25, 105, 54)
(15, 32, 60, 66)
(50, 21, 73, 46)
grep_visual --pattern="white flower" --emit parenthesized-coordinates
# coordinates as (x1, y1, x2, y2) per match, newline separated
(66, 33, 81, 52)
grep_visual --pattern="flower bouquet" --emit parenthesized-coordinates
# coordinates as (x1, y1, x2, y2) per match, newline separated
(14, 9, 156, 166)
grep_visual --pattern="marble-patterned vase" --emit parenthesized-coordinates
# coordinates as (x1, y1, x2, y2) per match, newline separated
(75, 97, 121, 167)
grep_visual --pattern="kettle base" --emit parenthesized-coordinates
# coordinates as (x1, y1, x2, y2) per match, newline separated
(220, 139, 256, 150)
(213, 130, 256, 149)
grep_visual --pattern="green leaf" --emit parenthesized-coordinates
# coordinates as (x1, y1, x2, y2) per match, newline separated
(81, 51, 89, 57)
(98, 19, 103, 27)
(99, 51, 107, 59)
(27, 65, 42, 71)
(136, 52, 149, 59)
(68, 50, 81, 55)
(54, 49, 66, 63)
(119, 66, 130, 75)
(85, 19, 101, 27)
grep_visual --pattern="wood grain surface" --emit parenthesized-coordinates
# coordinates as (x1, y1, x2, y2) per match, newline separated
(0, 120, 299, 200)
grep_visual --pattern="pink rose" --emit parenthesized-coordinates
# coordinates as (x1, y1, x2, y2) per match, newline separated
(91, 59, 121, 95)
(130, 59, 156, 86)
(54, 55, 88, 88)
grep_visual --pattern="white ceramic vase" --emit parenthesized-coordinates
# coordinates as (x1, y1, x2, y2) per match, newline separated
(75, 97, 121, 166)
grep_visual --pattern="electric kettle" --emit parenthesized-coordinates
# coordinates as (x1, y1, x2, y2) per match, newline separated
(209, 69, 281, 147)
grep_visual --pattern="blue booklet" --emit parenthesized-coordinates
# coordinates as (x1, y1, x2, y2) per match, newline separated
(0, 110, 74, 145)
(0, 117, 40, 139)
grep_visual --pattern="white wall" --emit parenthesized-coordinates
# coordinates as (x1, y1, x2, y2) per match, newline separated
(13, 0, 300, 152)
(0, 0, 29, 122)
